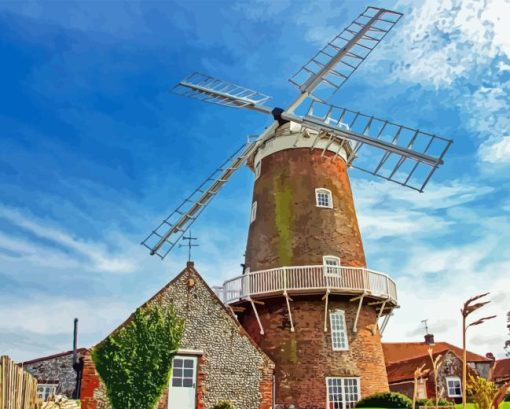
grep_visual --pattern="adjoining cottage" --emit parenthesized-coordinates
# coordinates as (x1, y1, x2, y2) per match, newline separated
(22, 349, 86, 401)
(383, 335, 493, 402)
(491, 358, 510, 388)
(78, 262, 274, 409)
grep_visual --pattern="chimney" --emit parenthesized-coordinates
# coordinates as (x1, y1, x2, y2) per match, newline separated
(424, 333, 435, 346)
(72, 318, 79, 367)
(486, 352, 496, 361)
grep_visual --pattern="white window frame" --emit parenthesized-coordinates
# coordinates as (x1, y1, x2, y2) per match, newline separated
(323, 255, 341, 277)
(37, 384, 57, 401)
(250, 201, 257, 223)
(326, 377, 360, 409)
(330, 309, 349, 351)
(255, 161, 261, 179)
(316, 188, 333, 208)
(446, 376, 462, 397)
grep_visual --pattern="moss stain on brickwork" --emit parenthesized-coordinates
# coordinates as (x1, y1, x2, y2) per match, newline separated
(273, 175, 293, 266)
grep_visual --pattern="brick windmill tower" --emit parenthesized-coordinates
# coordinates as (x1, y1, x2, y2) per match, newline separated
(143, 6, 452, 409)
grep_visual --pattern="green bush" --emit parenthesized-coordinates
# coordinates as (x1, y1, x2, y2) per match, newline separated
(212, 401, 234, 409)
(92, 304, 184, 409)
(505, 393, 510, 402)
(356, 392, 412, 409)
(416, 398, 429, 407)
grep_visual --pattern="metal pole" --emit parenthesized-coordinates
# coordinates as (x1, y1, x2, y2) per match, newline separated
(462, 315, 467, 409)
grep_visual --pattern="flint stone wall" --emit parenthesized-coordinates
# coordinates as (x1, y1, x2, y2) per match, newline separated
(24, 350, 85, 398)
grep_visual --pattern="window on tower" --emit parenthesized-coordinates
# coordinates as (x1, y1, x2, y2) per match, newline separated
(255, 161, 261, 179)
(323, 255, 341, 276)
(326, 377, 360, 409)
(316, 188, 333, 208)
(330, 309, 348, 351)
(250, 201, 257, 223)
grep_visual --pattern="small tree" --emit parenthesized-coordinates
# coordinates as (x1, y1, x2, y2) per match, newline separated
(428, 347, 443, 408)
(92, 304, 184, 409)
(413, 363, 427, 409)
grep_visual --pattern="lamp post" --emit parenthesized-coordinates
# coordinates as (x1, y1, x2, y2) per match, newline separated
(461, 293, 496, 409)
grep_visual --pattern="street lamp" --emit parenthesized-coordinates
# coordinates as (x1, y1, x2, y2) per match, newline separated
(461, 293, 496, 409)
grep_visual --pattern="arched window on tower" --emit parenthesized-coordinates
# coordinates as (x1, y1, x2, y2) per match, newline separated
(323, 255, 341, 276)
(315, 188, 333, 208)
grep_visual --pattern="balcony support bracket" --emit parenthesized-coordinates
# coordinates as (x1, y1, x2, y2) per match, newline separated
(248, 297, 264, 335)
(283, 291, 295, 332)
(352, 293, 366, 333)
(380, 311, 393, 336)
(322, 289, 331, 332)
(372, 299, 388, 335)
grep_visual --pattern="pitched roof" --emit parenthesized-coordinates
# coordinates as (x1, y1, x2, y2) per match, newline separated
(383, 342, 491, 365)
(386, 349, 478, 383)
(492, 358, 510, 381)
(97, 262, 274, 366)
(21, 348, 88, 365)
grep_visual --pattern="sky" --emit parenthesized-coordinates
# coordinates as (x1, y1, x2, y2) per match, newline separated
(0, 0, 509, 362)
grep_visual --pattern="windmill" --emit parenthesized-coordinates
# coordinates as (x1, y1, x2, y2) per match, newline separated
(142, 6, 453, 408)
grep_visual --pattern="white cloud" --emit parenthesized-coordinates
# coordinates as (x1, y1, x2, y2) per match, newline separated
(479, 136, 510, 163)
(0, 205, 139, 274)
(375, 0, 510, 88)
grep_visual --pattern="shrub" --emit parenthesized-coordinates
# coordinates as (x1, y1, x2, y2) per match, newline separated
(467, 375, 498, 409)
(356, 392, 412, 409)
(92, 304, 184, 409)
(505, 393, 510, 402)
(212, 402, 234, 409)
(416, 398, 429, 407)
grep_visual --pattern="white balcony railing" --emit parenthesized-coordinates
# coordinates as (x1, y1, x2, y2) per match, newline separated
(214, 265, 397, 305)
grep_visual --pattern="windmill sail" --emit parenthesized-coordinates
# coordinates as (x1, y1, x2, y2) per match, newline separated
(173, 72, 273, 113)
(142, 140, 258, 259)
(289, 6, 402, 102)
(283, 101, 452, 192)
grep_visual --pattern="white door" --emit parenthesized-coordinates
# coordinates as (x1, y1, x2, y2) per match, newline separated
(168, 355, 198, 409)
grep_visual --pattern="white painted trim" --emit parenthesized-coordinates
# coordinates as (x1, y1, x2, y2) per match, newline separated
(323, 255, 341, 277)
(326, 377, 361, 409)
(253, 124, 349, 165)
(315, 188, 333, 208)
(329, 309, 349, 351)
(446, 376, 462, 397)
(176, 349, 204, 356)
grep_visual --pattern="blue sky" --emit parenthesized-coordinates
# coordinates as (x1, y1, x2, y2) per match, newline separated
(0, 0, 509, 362)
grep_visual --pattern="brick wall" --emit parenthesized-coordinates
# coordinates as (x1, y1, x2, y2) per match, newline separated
(239, 295, 389, 409)
(81, 264, 274, 409)
(245, 147, 366, 271)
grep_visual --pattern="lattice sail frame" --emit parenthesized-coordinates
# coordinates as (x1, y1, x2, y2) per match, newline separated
(173, 72, 272, 110)
(144, 6, 453, 259)
(299, 101, 452, 192)
(289, 7, 402, 102)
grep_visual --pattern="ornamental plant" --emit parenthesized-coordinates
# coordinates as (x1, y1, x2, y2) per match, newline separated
(92, 303, 184, 409)
(356, 392, 412, 409)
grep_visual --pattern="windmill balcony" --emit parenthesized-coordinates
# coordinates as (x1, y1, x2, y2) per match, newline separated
(214, 265, 398, 306)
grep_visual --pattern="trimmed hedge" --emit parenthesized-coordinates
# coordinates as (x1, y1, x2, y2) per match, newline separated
(356, 392, 413, 409)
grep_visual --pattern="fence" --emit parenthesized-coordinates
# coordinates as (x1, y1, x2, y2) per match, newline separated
(0, 355, 40, 409)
